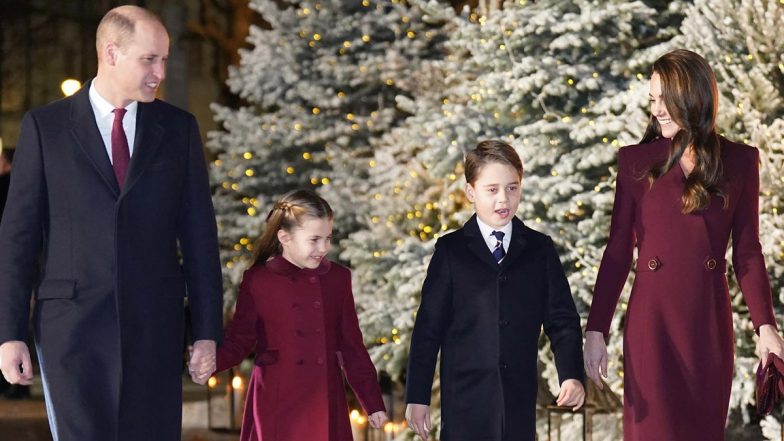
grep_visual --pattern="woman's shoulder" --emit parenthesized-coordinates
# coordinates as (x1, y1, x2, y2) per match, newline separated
(616, 138, 669, 179)
(618, 137, 669, 161)
(720, 136, 758, 161)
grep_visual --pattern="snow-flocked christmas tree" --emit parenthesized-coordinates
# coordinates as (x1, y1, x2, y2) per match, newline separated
(207, 0, 448, 298)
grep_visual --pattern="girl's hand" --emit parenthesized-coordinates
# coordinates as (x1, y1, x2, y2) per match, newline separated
(556, 379, 586, 411)
(758, 324, 784, 363)
(368, 410, 388, 429)
(584, 330, 608, 389)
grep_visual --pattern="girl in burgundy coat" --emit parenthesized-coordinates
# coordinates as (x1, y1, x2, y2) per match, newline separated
(214, 189, 388, 441)
(584, 49, 784, 440)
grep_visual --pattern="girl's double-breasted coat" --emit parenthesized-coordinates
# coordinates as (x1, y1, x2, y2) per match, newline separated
(587, 137, 777, 440)
(406, 215, 584, 441)
(216, 255, 386, 441)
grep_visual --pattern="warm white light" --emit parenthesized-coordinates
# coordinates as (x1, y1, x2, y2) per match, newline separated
(207, 376, 218, 388)
(231, 375, 243, 390)
(61, 79, 81, 97)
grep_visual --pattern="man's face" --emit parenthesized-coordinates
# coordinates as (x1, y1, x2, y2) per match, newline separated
(108, 20, 169, 106)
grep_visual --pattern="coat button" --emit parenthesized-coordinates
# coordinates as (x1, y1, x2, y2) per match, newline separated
(313, 301, 321, 309)
(498, 275, 507, 282)
(705, 257, 717, 270)
(296, 329, 304, 337)
(316, 357, 324, 365)
(292, 303, 301, 310)
(500, 363, 508, 370)
(309, 276, 317, 283)
(315, 328, 322, 335)
(647, 258, 660, 271)
(499, 319, 509, 327)
(296, 359, 305, 365)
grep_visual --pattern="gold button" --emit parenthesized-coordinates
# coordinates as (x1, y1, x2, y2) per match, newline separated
(647, 259, 658, 271)
(706, 258, 717, 270)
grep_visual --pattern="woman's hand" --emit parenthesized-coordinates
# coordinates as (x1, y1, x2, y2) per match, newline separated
(758, 324, 784, 363)
(584, 331, 608, 389)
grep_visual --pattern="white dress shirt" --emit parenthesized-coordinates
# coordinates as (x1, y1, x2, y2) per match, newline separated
(476, 216, 513, 254)
(88, 81, 138, 164)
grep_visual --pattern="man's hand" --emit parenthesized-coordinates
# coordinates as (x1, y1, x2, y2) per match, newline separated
(188, 339, 216, 385)
(0, 341, 33, 385)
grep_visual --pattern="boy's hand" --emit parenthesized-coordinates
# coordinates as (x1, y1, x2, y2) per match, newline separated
(556, 379, 585, 411)
(368, 410, 389, 429)
(584, 330, 608, 389)
(406, 403, 431, 440)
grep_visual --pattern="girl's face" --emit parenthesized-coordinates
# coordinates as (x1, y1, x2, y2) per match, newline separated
(278, 216, 333, 269)
(649, 72, 682, 139)
(464, 162, 521, 230)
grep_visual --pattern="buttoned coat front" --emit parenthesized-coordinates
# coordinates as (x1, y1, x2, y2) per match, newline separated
(586, 137, 777, 440)
(406, 215, 584, 441)
(216, 256, 386, 441)
(0, 83, 223, 441)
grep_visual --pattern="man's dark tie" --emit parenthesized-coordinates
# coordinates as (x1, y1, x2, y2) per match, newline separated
(491, 230, 505, 263)
(112, 108, 131, 189)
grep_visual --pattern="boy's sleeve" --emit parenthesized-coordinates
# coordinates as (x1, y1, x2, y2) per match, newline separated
(405, 240, 452, 405)
(542, 236, 584, 384)
(337, 271, 386, 415)
(216, 271, 259, 372)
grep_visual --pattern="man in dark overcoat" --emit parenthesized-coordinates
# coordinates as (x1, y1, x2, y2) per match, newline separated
(0, 6, 222, 440)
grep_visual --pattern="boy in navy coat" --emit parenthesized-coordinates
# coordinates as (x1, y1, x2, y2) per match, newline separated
(405, 140, 585, 441)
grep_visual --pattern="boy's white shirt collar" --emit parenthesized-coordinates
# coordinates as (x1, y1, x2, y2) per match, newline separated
(475, 216, 513, 254)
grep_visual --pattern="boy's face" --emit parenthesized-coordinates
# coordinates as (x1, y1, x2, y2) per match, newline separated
(465, 162, 521, 230)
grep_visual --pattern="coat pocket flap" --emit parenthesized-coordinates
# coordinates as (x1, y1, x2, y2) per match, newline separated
(36, 280, 77, 300)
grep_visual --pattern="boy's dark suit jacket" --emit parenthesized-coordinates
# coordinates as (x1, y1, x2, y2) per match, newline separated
(0, 82, 223, 441)
(406, 215, 584, 441)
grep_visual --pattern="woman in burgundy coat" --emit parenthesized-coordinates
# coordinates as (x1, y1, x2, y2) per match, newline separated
(584, 49, 784, 440)
(214, 189, 388, 441)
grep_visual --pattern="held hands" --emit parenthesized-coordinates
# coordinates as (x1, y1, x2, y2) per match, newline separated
(0, 341, 33, 385)
(758, 325, 784, 364)
(406, 403, 431, 440)
(368, 410, 389, 429)
(556, 379, 585, 411)
(187, 339, 216, 385)
(584, 330, 608, 389)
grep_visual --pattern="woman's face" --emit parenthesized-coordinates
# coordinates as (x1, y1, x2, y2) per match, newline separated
(649, 72, 682, 139)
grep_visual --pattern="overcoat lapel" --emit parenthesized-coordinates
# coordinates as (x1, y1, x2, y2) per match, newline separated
(500, 217, 529, 271)
(464, 215, 502, 272)
(69, 83, 121, 197)
(122, 102, 164, 197)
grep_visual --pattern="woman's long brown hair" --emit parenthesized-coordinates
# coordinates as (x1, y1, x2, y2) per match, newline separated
(251, 189, 334, 266)
(642, 49, 727, 213)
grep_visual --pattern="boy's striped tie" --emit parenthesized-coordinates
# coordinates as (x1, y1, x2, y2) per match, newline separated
(491, 231, 505, 263)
